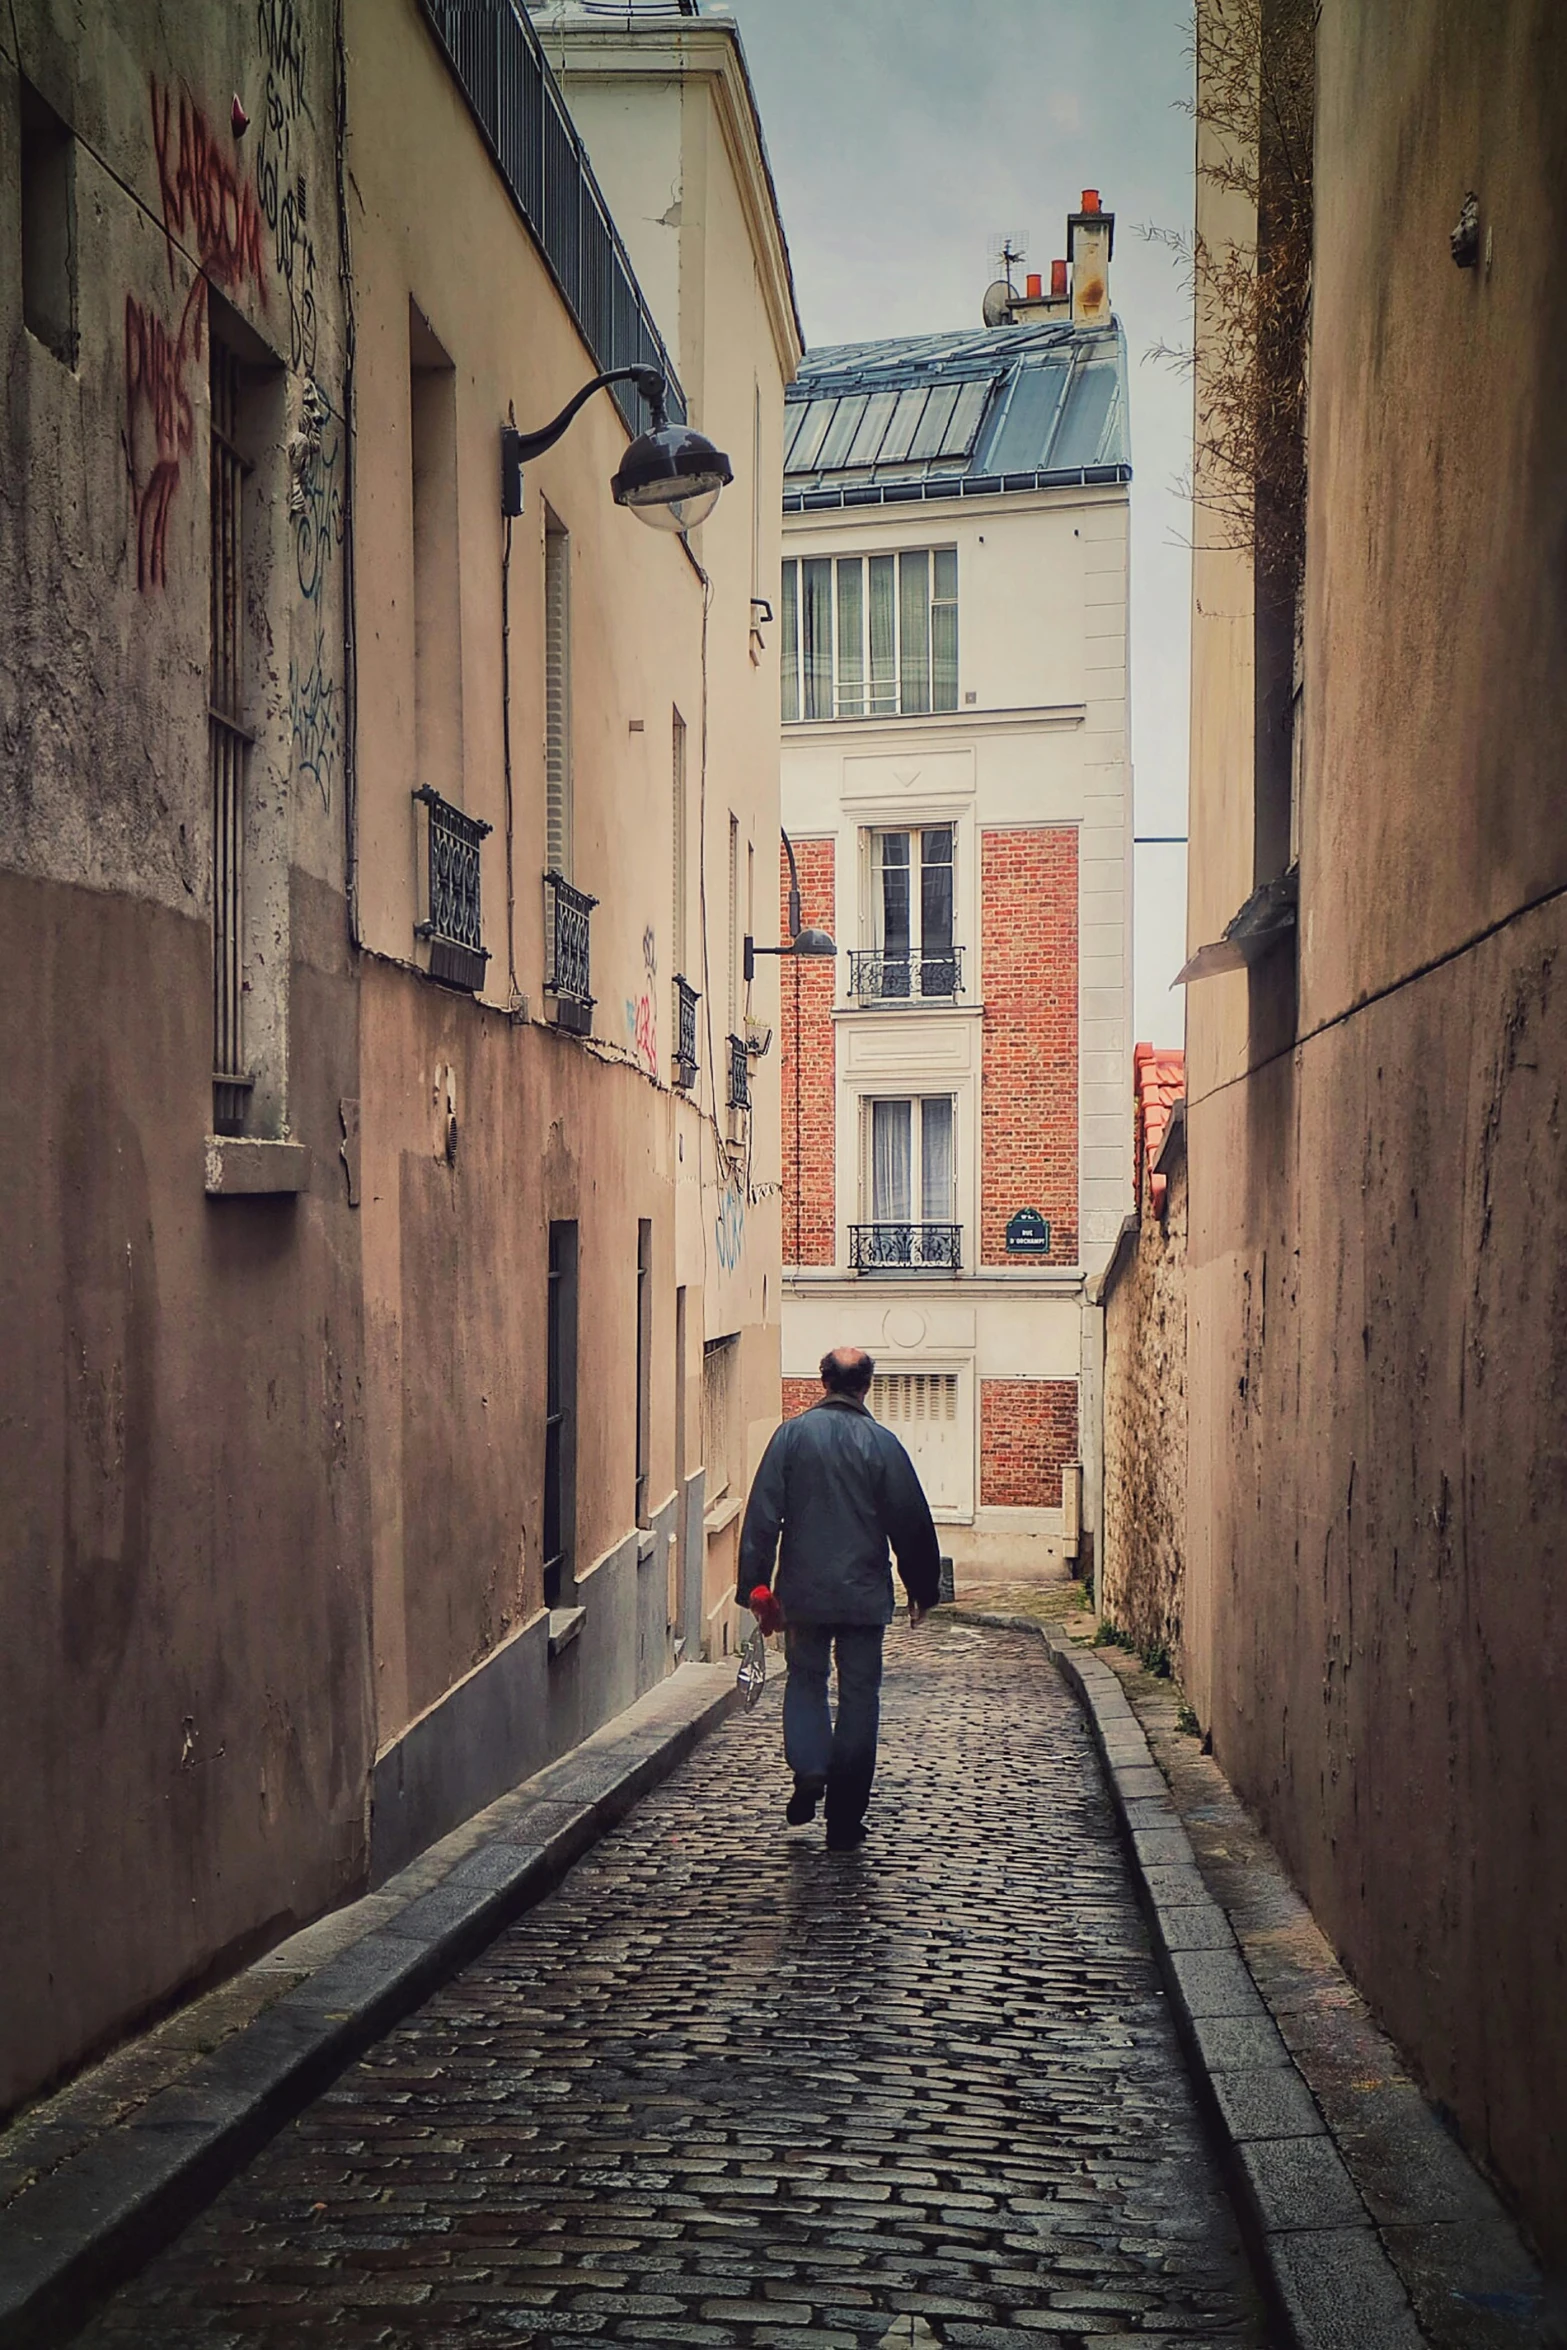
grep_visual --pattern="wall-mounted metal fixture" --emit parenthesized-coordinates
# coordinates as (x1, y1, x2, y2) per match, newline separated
(1451, 193, 1481, 268)
(500, 364, 731, 531)
(743, 828, 836, 981)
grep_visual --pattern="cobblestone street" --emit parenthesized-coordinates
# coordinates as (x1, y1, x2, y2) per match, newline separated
(80, 1623, 1265, 2348)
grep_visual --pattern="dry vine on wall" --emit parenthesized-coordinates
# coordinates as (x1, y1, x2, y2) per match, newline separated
(1149, 0, 1318, 594)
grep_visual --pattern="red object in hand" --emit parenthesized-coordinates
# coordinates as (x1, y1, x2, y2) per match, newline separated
(749, 1584, 783, 1636)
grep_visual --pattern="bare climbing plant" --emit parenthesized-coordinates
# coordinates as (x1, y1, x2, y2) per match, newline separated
(1147, 0, 1318, 589)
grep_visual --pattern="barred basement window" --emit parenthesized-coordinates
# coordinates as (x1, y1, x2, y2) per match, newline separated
(415, 787, 492, 992)
(781, 547, 958, 721)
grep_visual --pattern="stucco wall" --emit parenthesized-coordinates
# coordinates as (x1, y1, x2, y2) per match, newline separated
(1101, 1153, 1187, 1662)
(1183, 0, 1567, 2258)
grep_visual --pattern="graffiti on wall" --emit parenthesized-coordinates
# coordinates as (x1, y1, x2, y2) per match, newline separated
(715, 1183, 746, 1274)
(126, 82, 269, 592)
(625, 924, 659, 1080)
(287, 376, 345, 807)
(256, 0, 319, 374)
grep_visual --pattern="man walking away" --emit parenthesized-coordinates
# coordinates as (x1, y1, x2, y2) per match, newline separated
(737, 1346, 941, 1851)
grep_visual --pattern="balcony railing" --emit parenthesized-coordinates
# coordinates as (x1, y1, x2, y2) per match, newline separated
(727, 1033, 751, 1113)
(673, 975, 700, 1088)
(419, 0, 686, 442)
(544, 871, 597, 1032)
(848, 947, 964, 1004)
(415, 786, 492, 993)
(849, 1222, 962, 1272)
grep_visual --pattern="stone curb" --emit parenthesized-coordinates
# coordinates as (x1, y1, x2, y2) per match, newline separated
(0, 1664, 742, 2350)
(948, 1610, 1427, 2350)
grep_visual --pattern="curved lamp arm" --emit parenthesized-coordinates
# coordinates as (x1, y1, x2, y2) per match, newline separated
(508, 365, 666, 463)
(744, 829, 835, 981)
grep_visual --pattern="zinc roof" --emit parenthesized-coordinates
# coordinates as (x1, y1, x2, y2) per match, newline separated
(783, 317, 1129, 511)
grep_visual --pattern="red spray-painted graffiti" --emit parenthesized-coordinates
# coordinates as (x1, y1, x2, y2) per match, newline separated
(151, 82, 268, 295)
(126, 82, 268, 593)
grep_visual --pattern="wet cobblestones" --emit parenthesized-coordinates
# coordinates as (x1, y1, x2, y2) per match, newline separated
(82, 1621, 1264, 2347)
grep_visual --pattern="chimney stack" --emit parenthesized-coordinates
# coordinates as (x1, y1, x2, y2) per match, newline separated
(1067, 187, 1114, 324)
(1025, 272, 1042, 299)
(1050, 258, 1068, 300)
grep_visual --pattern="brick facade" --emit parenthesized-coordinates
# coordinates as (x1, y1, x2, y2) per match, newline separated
(781, 1377, 819, 1421)
(779, 838, 836, 1266)
(980, 829, 1078, 1264)
(979, 1378, 1079, 1508)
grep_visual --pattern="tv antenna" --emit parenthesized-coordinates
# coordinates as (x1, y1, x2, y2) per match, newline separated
(993, 233, 1028, 297)
(982, 233, 1028, 329)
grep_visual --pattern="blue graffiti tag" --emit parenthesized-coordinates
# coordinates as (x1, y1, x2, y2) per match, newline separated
(715, 1183, 745, 1273)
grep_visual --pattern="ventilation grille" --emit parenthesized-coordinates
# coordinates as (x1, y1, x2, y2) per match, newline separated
(871, 1373, 959, 1425)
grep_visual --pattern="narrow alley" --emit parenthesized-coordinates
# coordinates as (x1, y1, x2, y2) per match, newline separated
(77, 1625, 1263, 2348)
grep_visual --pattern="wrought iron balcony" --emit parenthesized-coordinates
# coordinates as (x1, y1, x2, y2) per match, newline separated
(727, 1033, 751, 1113)
(849, 1222, 962, 1272)
(673, 975, 700, 1088)
(544, 871, 597, 1033)
(848, 946, 964, 1004)
(414, 786, 492, 993)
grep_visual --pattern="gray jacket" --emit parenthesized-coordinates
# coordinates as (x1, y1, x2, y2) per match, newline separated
(736, 1394, 942, 1626)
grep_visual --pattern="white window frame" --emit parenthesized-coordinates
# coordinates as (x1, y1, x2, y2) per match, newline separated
(781, 546, 958, 722)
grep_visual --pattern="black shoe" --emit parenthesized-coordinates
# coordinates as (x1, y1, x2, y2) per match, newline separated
(824, 1819, 868, 1852)
(786, 1774, 826, 1826)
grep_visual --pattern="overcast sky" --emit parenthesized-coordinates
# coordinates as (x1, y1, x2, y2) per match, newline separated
(724, 0, 1193, 1048)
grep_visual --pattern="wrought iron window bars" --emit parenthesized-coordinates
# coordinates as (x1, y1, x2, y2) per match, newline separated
(674, 975, 700, 1088)
(849, 1222, 963, 1272)
(545, 870, 597, 1033)
(414, 786, 493, 993)
(727, 1033, 751, 1113)
(848, 946, 964, 1003)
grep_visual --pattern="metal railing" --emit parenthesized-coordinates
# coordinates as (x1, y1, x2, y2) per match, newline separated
(544, 870, 597, 1030)
(673, 975, 700, 1087)
(849, 1222, 963, 1272)
(420, 0, 686, 439)
(848, 946, 964, 1004)
(415, 787, 493, 992)
(727, 1034, 751, 1113)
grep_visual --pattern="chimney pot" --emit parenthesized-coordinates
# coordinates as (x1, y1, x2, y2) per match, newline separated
(1051, 258, 1068, 298)
(1026, 272, 1042, 299)
(1081, 188, 1100, 213)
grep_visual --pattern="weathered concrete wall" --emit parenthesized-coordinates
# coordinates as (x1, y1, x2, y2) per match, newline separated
(0, 0, 366, 2114)
(1102, 1151, 1187, 1663)
(1184, 0, 1567, 2258)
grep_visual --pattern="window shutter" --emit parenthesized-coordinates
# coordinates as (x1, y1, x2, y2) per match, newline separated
(545, 518, 571, 877)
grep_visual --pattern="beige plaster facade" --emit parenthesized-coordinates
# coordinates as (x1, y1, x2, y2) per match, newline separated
(0, 0, 794, 2117)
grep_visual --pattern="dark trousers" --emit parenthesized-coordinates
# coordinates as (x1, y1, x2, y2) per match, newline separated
(783, 1623, 886, 1828)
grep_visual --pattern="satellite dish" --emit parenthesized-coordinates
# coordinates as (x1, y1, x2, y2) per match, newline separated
(982, 278, 1015, 328)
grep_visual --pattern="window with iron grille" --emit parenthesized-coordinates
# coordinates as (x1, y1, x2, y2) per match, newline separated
(415, 787, 492, 992)
(852, 825, 960, 1001)
(544, 870, 597, 1033)
(727, 1034, 751, 1114)
(781, 547, 958, 722)
(673, 974, 700, 1088)
(210, 338, 250, 1136)
(544, 1220, 579, 1607)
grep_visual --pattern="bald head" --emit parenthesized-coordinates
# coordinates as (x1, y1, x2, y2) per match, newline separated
(820, 1345, 875, 1399)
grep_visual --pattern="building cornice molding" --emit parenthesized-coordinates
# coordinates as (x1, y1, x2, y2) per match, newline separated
(783, 705, 1087, 749)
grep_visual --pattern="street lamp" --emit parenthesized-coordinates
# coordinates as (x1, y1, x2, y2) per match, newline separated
(500, 363, 732, 531)
(743, 831, 836, 981)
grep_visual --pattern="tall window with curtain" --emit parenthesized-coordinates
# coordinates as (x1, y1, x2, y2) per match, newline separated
(862, 1094, 958, 1268)
(868, 826, 956, 998)
(780, 547, 958, 721)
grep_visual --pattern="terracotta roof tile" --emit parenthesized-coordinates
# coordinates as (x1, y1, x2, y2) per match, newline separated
(1132, 1042, 1185, 1218)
